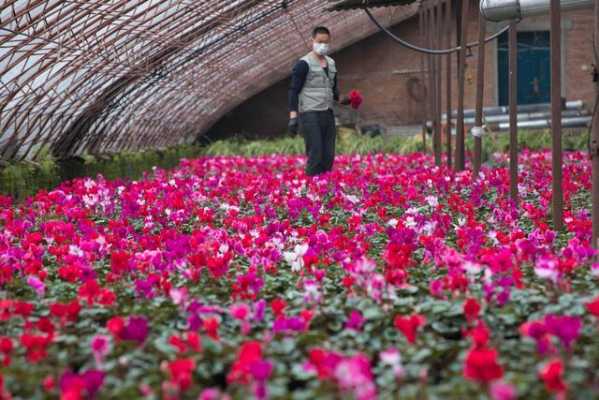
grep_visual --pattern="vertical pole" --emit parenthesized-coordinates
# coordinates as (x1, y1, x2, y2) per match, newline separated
(434, 0, 443, 166)
(509, 22, 519, 205)
(445, 0, 453, 168)
(427, 5, 435, 154)
(419, 7, 427, 152)
(473, 9, 487, 177)
(455, 0, 469, 171)
(550, 0, 563, 231)
(592, 0, 599, 249)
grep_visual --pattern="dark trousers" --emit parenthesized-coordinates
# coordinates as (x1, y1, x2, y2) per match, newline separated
(299, 109, 336, 176)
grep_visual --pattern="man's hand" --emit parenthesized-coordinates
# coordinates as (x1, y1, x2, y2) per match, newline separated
(288, 116, 299, 134)
(339, 96, 351, 106)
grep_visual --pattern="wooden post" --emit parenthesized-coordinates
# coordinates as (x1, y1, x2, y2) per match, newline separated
(550, 0, 563, 231)
(434, 0, 442, 166)
(509, 22, 519, 205)
(473, 10, 487, 177)
(445, 0, 453, 168)
(455, 0, 469, 171)
(419, 7, 427, 152)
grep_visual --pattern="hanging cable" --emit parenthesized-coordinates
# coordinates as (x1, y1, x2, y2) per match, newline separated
(363, 7, 512, 55)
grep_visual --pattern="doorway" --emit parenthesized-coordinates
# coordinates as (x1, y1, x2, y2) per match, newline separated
(497, 30, 551, 106)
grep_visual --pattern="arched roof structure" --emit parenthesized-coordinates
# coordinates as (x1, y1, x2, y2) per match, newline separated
(0, 0, 419, 161)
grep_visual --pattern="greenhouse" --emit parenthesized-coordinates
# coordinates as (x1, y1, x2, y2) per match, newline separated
(1, 0, 599, 399)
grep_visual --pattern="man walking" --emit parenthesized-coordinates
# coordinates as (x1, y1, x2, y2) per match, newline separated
(288, 26, 349, 176)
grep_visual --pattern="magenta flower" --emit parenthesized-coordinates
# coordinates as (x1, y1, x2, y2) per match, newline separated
(345, 310, 365, 331)
(121, 316, 149, 344)
(544, 314, 582, 350)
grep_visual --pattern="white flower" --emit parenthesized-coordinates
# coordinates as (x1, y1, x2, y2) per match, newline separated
(404, 216, 417, 228)
(283, 243, 309, 272)
(425, 195, 438, 208)
(386, 218, 398, 228)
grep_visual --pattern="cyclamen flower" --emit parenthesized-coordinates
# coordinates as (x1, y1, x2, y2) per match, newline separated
(463, 298, 481, 322)
(166, 358, 195, 391)
(585, 295, 599, 318)
(463, 347, 503, 383)
(490, 380, 517, 400)
(543, 314, 582, 350)
(345, 310, 365, 331)
(107, 316, 149, 345)
(539, 358, 567, 393)
(90, 335, 111, 367)
(60, 369, 105, 399)
(379, 348, 404, 379)
(394, 314, 426, 344)
(26, 276, 45, 297)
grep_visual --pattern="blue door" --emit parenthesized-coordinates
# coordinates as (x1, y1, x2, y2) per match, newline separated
(497, 31, 551, 106)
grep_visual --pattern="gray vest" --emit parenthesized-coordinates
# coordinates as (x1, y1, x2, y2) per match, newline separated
(298, 52, 336, 113)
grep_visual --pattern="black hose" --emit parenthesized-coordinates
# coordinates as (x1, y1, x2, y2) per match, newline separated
(364, 8, 512, 55)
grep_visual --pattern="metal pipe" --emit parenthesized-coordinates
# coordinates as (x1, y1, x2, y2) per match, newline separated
(497, 116, 592, 129)
(480, 0, 593, 22)
(509, 22, 519, 205)
(474, 12, 487, 176)
(551, 0, 564, 231)
(443, 100, 584, 118)
(442, 109, 589, 124)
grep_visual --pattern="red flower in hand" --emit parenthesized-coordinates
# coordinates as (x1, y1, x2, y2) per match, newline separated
(348, 89, 363, 110)
(394, 314, 426, 344)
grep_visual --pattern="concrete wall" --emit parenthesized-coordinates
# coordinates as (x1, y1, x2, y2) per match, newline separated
(207, 7, 596, 140)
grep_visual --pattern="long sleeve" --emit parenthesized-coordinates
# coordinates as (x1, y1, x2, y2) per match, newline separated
(333, 73, 339, 102)
(288, 60, 309, 113)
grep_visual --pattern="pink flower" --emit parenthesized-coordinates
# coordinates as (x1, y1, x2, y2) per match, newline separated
(91, 334, 111, 367)
(26, 276, 45, 297)
(490, 380, 517, 400)
(345, 310, 365, 331)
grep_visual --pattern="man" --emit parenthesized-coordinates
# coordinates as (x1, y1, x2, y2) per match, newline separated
(288, 26, 350, 176)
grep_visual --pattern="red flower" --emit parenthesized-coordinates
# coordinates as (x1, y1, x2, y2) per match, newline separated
(463, 346, 504, 383)
(586, 295, 599, 318)
(348, 89, 363, 109)
(167, 358, 195, 391)
(463, 298, 481, 322)
(539, 358, 567, 393)
(227, 340, 262, 384)
(270, 298, 286, 317)
(20, 333, 52, 363)
(203, 317, 220, 341)
(0, 337, 12, 367)
(394, 314, 426, 344)
(106, 317, 125, 340)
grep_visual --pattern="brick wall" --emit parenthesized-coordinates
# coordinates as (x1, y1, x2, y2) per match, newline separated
(207, 6, 596, 139)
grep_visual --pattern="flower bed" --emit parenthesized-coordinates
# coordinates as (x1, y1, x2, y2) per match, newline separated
(0, 150, 596, 399)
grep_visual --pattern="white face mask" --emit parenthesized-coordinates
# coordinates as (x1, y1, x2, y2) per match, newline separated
(313, 42, 330, 56)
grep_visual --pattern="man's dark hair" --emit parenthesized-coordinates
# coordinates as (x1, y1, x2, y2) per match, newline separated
(312, 26, 330, 38)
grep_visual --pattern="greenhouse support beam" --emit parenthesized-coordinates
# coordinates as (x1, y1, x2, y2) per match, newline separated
(473, 12, 487, 177)
(551, 0, 564, 231)
(445, 0, 453, 168)
(509, 22, 519, 206)
(455, 0, 469, 171)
